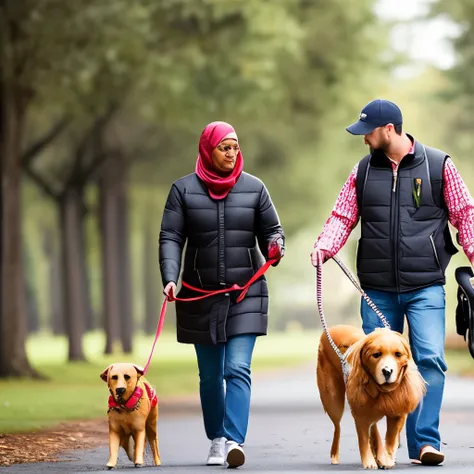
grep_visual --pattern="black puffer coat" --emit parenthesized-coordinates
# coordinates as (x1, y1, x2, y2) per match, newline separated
(159, 171, 284, 345)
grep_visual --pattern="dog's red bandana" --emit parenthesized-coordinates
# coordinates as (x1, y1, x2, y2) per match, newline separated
(108, 383, 158, 412)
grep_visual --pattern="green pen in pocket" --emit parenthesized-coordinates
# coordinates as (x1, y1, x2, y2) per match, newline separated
(412, 178, 422, 208)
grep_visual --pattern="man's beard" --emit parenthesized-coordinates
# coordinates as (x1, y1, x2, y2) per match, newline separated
(370, 139, 390, 154)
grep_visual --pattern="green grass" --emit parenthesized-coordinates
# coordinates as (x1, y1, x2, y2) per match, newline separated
(0, 330, 319, 434)
(3, 331, 471, 434)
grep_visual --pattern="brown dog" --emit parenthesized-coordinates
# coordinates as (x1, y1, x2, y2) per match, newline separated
(316, 325, 426, 469)
(100, 363, 161, 469)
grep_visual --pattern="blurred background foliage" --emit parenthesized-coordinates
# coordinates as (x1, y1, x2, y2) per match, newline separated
(1, 0, 474, 379)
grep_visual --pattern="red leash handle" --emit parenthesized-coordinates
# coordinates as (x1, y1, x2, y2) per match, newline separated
(142, 258, 277, 375)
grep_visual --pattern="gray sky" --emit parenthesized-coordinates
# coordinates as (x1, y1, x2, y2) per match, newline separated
(375, 0, 459, 76)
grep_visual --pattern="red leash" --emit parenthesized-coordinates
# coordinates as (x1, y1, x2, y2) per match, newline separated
(142, 258, 277, 374)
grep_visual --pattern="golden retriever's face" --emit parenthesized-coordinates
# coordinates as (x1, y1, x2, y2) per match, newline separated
(100, 363, 144, 403)
(360, 328, 410, 386)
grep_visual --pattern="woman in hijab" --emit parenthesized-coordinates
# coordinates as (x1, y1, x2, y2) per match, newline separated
(159, 121, 285, 468)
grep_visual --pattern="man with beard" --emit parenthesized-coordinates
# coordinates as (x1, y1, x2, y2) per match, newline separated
(311, 99, 474, 466)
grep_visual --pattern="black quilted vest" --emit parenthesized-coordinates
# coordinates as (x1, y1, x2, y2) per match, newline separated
(355, 139, 458, 293)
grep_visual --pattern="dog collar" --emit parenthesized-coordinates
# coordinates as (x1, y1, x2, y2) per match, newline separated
(108, 383, 158, 413)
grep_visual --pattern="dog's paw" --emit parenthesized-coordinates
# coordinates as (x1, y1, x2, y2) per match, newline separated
(362, 457, 379, 469)
(134, 463, 142, 468)
(376, 451, 396, 469)
(375, 453, 394, 470)
(330, 455, 339, 465)
(384, 455, 396, 469)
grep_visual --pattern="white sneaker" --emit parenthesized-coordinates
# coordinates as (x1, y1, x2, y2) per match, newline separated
(226, 441, 245, 468)
(206, 437, 226, 465)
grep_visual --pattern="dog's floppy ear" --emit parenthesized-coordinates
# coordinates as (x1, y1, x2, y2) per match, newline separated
(397, 335, 414, 383)
(346, 337, 381, 398)
(133, 365, 145, 378)
(400, 334, 412, 359)
(100, 364, 113, 382)
(346, 338, 370, 385)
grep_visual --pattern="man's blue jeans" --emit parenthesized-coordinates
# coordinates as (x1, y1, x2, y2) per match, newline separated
(361, 284, 447, 459)
(194, 334, 256, 445)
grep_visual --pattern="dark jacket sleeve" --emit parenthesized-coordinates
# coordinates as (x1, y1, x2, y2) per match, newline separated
(256, 183, 284, 259)
(159, 184, 186, 286)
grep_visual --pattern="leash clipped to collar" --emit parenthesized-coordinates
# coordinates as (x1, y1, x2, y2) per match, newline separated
(315, 256, 391, 381)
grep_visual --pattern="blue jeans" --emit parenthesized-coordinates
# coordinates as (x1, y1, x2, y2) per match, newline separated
(360, 284, 448, 459)
(194, 334, 256, 445)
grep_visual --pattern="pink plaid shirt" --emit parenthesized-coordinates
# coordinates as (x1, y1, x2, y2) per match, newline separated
(315, 154, 474, 265)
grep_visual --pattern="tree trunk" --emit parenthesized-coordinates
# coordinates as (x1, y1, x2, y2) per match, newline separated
(50, 246, 64, 335)
(23, 245, 40, 333)
(99, 159, 121, 354)
(79, 209, 95, 332)
(116, 159, 133, 353)
(42, 227, 64, 335)
(0, 72, 37, 377)
(0, 113, 32, 375)
(143, 217, 160, 334)
(59, 189, 87, 361)
(25, 277, 40, 333)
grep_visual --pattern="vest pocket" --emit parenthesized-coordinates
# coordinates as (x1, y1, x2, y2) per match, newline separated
(409, 206, 445, 221)
(429, 233, 441, 270)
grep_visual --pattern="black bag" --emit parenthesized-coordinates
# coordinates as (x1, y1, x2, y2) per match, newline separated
(455, 266, 474, 359)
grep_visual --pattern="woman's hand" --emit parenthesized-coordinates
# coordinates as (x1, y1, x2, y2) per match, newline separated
(268, 236, 285, 266)
(163, 282, 177, 301)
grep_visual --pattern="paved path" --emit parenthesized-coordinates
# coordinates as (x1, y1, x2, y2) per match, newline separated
(3, 364, 474, 473)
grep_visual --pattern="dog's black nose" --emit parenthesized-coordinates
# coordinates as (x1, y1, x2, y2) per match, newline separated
(382, 367, 393, 381)
(116, 387, 126, 396)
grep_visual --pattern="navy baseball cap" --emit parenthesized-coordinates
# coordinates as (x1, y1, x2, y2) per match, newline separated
(346, 99, 403, 135)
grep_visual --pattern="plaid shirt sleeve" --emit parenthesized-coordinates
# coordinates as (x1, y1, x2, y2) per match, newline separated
(314, 164, 360, 257)
(444, 158, 474, 264)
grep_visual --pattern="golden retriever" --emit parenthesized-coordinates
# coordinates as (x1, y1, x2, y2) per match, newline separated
(316, 325, 426, 469)
(100, 363, 161, 469)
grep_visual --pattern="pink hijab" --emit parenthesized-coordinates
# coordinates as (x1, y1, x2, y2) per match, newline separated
(195, 121, 244, 200)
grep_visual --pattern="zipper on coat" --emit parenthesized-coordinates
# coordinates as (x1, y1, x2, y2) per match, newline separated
(218, 200, 226, 285)
(430, 233, 441, 269)
(391, 169, 401, 293)
(392, 168, 398, 192)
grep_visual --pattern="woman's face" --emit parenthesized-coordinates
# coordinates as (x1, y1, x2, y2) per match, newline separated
(211, 139, 239, 173)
